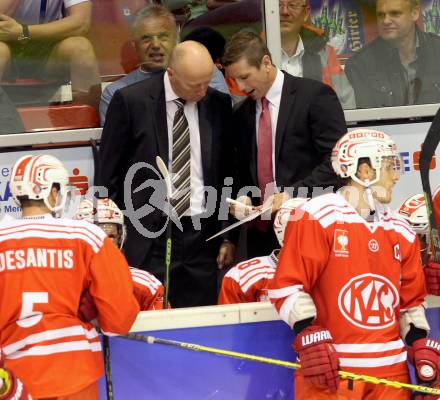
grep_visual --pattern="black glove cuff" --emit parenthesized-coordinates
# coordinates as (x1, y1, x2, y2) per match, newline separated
(406, 323, 428, 347)
(293, 317, 314, 335)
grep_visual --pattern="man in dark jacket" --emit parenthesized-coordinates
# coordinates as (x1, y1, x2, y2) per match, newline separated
(223, 31, 346, 258)
(345, 0, 440, 108)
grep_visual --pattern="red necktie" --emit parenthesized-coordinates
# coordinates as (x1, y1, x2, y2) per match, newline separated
(257, 97, 274, 203)
(255, 97, 274, 232)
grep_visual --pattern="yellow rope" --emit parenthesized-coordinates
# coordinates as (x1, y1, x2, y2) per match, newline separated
(124, 333, 440, 396)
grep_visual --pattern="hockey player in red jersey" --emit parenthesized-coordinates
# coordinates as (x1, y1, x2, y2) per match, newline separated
(0, 155, 139, 399)
(398, 193, 440, 296)
(218, 198, 307, 304)
(269, 129, 440, 399)
(74, 198, 167, 314)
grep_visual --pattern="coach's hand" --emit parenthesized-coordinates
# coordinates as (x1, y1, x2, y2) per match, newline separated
(217, 240, 235, 269)
(229, 196, 254, 220)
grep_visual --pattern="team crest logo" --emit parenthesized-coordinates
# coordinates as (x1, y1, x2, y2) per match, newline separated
(368, 239, 379, 252)
(338, 273, 399, 330)
(334, 229, 349, 257)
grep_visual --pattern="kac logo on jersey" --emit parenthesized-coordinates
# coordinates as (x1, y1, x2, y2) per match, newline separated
(334, 229, 349, 257)
(338, 273, 399, 330)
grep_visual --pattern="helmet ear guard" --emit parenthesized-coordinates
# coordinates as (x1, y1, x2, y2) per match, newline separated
(273, 198, 308, 246)
(10, 154, 70, 213)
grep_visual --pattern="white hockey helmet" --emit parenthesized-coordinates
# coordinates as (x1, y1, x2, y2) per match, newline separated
(331, 129, 401, 187)
(273, 198, 308, 246)
(74, 198, 126, 248)
(10, 154, 69, 213)
(397, 194, 429, 235)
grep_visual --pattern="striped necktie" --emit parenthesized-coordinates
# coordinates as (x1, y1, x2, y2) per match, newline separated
(171, 98, 191, 217)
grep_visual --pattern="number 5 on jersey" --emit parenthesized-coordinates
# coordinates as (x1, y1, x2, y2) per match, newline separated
(17, 292, 48, 328)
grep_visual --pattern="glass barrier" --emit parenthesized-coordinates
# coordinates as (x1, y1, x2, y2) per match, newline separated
(1, 0, 439, 134)
(303, 0, 440, 110)
(0, 0, 263, 134)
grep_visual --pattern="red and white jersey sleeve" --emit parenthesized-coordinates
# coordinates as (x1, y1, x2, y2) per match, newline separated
(218, 252, 277, 304)
(0, 215, 139, 398)
(130, 267, 168, 310)
(269, 193, 426, 379)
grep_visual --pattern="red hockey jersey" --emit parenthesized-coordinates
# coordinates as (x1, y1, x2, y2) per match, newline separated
(218, 251, 278, 304)
(0, 215, 139, 398)
(269, 193, 427, 378)
(130, 267, 167, 310)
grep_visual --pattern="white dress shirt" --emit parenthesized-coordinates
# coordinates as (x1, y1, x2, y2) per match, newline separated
(164, 72, 205, 216)
(281, 36, 305, 77)
(255, 68, 284, 183)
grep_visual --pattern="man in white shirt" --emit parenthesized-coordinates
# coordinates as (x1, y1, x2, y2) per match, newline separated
(223, 31, 346, 258)
(0, 0, 100, 102)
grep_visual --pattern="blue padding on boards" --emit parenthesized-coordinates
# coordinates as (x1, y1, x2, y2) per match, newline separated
(98, 307, 440, 399)
(98, 320, 294, 399)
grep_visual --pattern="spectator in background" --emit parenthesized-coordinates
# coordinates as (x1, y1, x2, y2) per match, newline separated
(223, 31, 346, 258)
(0, 86, 24, 133)
(100, 5, 230, 125)
(279, 0, 355, 109)
(0, 0, 101, 106)
(345, 0, 440, 108)
(182, 26, 229, 95)
(100, 4, 178, 125)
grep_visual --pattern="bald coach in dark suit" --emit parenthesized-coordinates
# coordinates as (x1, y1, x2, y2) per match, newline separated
(97, 41, 235, 307)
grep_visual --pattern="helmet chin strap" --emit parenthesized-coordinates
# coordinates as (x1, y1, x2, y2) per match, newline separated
(364, 180, 376, 216)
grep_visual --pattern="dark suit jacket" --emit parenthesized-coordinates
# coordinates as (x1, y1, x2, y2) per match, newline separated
(97, 73, 233, 267)
(232, 72, 346, 201)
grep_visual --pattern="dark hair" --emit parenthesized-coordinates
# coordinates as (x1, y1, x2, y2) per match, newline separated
(222, 31, 272, 68)
(17, 198, 43, 208)
(183, 27, 226, 62)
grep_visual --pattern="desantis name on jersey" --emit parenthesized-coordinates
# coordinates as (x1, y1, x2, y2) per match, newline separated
(0, 248, 74, 271)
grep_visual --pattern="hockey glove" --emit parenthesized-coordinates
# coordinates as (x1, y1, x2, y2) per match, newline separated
(293, 325, 340, 392)
(78, 290, 98, 322)
(408, 338, 440, 399)
(424, 262, 440, 296)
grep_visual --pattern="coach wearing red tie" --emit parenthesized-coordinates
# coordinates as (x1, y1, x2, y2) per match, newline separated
(223, 32, 346, 258)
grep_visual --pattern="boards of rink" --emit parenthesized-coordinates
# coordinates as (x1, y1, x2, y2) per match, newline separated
(130, 296, 440, 332)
